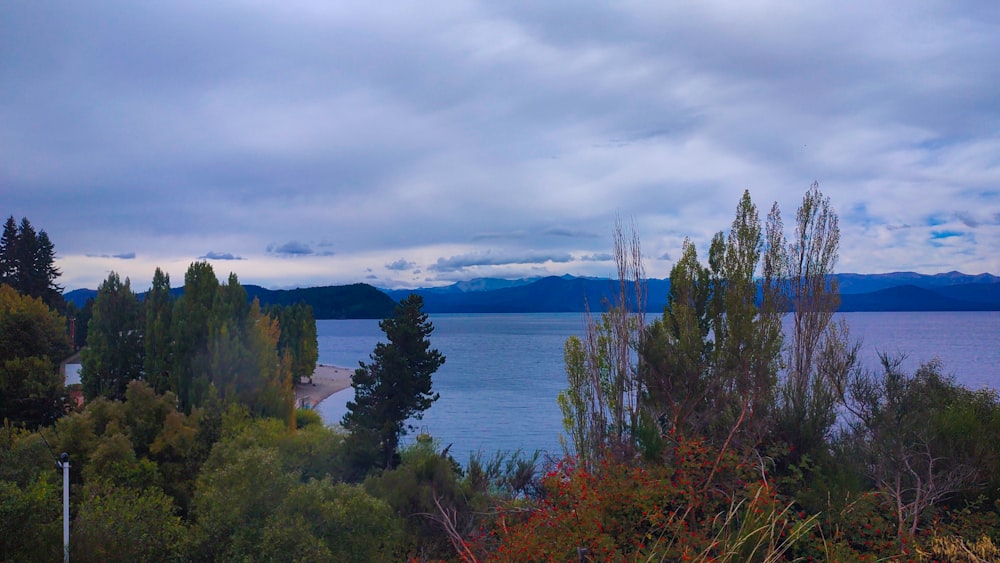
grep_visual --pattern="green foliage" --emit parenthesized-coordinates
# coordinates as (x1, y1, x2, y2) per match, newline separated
(171, 261, 220, 412)
(364, 436, 471, 560)
(640, 190, 782, 450)
(0, 478, 61, 562)
(0, 425, 62, 562)
(558, 219, 647, 466)
(144, 267, 173, 394)
(272, 302, 319, 384)
(0, 284, 72, 428)
(839, 356, 989, 538)
(295, 406, 322, 429)
(343, 294, 445, 472)
(81, 272, 144, 401)
(191, 416, 394, 560)
(73, 483, 186, 563)
(260, 480, 403, 563)
(192, 446, 297, 559)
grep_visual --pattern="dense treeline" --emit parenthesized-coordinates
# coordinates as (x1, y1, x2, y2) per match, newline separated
(77, 262, 319, 419)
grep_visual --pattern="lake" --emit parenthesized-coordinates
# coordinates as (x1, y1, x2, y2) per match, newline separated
(315, 312, 1000, 464)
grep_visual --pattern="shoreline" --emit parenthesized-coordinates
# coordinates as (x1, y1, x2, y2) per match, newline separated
(295, 364, 353, 409)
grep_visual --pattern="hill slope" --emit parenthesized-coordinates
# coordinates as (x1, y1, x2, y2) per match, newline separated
(65, 283, 396, 319)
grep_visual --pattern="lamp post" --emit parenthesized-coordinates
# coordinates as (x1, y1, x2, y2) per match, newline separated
(57, 452, 69, 562)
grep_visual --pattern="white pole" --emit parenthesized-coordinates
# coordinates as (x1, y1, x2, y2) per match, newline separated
(60, 453, 69, 563)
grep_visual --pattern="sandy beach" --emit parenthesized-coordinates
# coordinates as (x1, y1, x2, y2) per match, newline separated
(295, 364, 354, 409)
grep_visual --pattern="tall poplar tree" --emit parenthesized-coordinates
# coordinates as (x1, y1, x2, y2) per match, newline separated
(81, 272, 144, 400)
(144, 268, 173, 393)
(171, 262, 219, 412)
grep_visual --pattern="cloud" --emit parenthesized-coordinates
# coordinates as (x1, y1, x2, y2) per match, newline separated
(200, 251, 245, 261)
(86, 252, 136, 260)
(472, 231, 528, 241)
(543, 227, 600, 238)
(265, 241, 334, 257)
(3, 1, 999, 288)
(429, 250, 574, 272)
(268, 241, 313, 255)
(579, 253, 613, 261)
(954, 212, 979, 228)
(385, 258, 416, 271)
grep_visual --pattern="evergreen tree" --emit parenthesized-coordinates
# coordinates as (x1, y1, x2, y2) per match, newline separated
(0, 216, 17, 286)
(81, 272, 144, 401)
(343, 295, 445, 471)
(0, 216, 64, 310)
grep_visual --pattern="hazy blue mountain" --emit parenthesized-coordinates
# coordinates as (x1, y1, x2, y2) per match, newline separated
(64, 288, 98, 308)
(932, 283, 1000, 306)
(382, 277, 543, 300)
(392, 276, 671, 313)
(838, 285, 999, 311)
(64, 272, 1000, 316)
(834, 271, 1000, 294)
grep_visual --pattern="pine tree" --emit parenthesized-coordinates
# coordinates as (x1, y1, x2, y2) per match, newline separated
(343, 294, 445, 471)
(0, 216, 17, 286)
(0, 216, 64, 310)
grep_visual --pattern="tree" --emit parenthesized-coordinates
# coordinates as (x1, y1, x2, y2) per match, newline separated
(143, 268, 173, 394)
(772, 183, 853, 466)
(0, 217, 18, 286)
(0, 284, 72, 428)
(81, 272, 144, 401)
(558, 218, 646, 466)
(273, 302, 318, 385)
(343, 295, 445, 471)
(0, 216, 63, 310)
(171, 261, 220, 412)
(840, 356, 979, 539)
(639, 190, 782, 450)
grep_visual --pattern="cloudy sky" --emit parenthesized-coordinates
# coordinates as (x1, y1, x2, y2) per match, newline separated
(3, 1, 998, 291)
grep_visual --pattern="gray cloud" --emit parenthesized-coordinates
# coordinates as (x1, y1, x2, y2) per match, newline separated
(86, 252, 136, 260)
(430, 251, 574, 272)
(954, 212, 979, 228)
(2, 1, 998, 289)
(385, 259, 416, 271)
(580, 253, 613, 262)
(472, 231, 528, 241)
(265, 241, 333, 257)
(543, 227, 599, 238)
(200, 251, 245, 261)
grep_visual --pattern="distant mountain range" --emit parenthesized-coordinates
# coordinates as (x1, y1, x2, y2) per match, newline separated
(64, 271, 1000, 318)
(64, 283, 396, 319)
(385, 271, 1000, 314)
